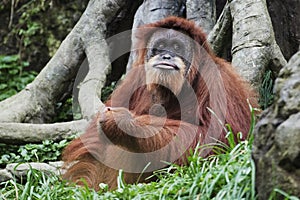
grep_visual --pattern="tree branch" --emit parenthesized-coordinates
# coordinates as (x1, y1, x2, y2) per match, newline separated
(77, 0, 129, 119)
(0, 120, 88, 144)
(208, 1, 232, 56)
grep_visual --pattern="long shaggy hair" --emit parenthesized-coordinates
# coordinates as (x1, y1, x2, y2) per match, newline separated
(62, 16, 259, 190)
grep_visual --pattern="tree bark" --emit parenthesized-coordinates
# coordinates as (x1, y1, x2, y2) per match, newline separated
(186, 0, 216, 34)
(229, 0, 287, 88)
(76, 0, 124, 119)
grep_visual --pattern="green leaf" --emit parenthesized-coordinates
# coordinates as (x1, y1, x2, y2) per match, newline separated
(0, 84, 8, 90)
(0, 55, 19, 63)
(20, 148, 28, 157)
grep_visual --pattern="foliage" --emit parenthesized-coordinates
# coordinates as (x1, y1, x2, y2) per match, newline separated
(259, 70, 274, 109)
(2, 0, 88, 70)
(0, 54, 36, 101)
(14, 0, 61, 56)
(54, 98, 83, 122)
(0, 139, 72, 167)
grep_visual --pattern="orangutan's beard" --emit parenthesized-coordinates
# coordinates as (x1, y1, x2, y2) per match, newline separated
(145, 56, 186, 95)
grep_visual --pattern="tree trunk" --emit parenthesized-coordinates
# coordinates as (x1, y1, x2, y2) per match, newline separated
(186, 0, 216, 34)
(229, 0, 286, 88)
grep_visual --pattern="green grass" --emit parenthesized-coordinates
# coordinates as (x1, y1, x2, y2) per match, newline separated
(0, 107, 298, 200)
(0, 139, 255, 200)
(259, 70, 274, 109)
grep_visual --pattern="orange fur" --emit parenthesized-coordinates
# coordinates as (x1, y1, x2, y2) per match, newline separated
(63, 16, 258, 190)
